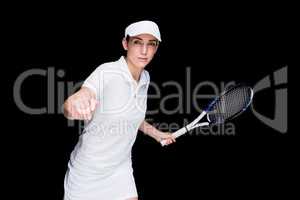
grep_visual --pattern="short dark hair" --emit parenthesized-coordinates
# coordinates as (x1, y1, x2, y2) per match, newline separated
(125, 35, 130, 42)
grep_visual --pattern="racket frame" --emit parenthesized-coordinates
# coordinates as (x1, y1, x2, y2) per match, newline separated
(160, 85, 253, 146)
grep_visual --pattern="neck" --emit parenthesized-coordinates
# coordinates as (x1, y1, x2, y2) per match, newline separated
(125, 57, 143, 82)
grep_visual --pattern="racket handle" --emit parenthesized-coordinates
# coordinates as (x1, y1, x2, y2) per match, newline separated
(160, 140, 168, 146)
(160, 126, 188, 146)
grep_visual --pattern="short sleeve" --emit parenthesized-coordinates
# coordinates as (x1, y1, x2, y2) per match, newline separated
(82, 65, 106, 100)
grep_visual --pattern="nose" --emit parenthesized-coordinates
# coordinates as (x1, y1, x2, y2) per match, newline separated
(141, 44, 148, 55)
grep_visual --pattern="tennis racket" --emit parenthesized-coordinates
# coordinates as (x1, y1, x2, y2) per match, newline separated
(161, 84, 254, 146)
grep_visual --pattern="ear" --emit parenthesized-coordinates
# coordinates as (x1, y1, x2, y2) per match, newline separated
(122, 38, 128, 51)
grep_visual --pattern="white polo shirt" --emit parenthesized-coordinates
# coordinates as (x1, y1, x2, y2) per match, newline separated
(64, 56, 150, 200)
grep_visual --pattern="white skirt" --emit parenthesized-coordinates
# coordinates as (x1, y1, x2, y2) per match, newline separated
(64, 161, 138, 200)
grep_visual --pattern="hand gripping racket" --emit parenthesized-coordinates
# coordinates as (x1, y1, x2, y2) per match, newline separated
(161, 84, 254, 146)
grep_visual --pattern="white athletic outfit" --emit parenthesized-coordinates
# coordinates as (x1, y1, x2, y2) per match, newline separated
(64, 56, 150, 200)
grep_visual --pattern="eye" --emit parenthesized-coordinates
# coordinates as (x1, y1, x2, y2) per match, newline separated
(133, 40, 143, 45)
(148, 41, 158, 47)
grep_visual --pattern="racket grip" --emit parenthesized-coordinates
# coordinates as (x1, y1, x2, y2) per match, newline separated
(160, 140, 168, 146)
(160, 126, 188, 146)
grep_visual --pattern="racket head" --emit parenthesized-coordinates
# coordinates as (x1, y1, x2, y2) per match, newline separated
(205, 84, 254, 124)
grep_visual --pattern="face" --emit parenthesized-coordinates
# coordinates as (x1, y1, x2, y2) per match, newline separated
(122, 34, 159, 69)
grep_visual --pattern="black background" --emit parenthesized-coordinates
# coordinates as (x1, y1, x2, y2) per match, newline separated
(6, 2, 296, 199)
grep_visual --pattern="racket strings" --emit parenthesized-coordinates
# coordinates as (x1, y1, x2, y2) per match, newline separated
(208, 86, 252, 123)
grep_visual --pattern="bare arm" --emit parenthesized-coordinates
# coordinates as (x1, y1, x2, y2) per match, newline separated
(139, 120, 176, 145)
(63, 86, 98, 120)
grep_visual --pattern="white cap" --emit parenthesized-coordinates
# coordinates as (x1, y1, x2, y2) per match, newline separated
(125, 20, 161, 42)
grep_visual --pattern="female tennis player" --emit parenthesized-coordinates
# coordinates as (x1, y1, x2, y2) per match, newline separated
(63, 20, 175, 200)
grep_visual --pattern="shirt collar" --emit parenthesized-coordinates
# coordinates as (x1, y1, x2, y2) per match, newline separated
(118, 56, 149, 86)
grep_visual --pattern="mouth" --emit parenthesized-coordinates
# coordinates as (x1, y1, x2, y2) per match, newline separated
(138, 57, 148, 62)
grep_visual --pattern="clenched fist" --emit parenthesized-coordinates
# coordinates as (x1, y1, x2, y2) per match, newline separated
(63, 87, 98, 120)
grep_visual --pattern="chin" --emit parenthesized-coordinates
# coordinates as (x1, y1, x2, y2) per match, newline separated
(135, 61, 148, 69)
(138, 63, 147, 68)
